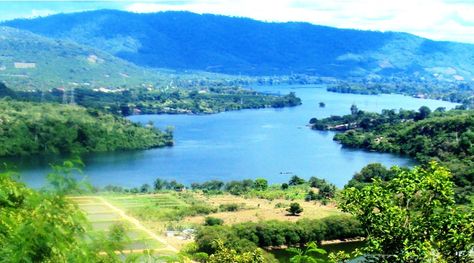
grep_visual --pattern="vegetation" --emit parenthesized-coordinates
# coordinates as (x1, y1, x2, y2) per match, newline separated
(286, 242, 327, 263)
(310, 107, 474, 200)
(327, 80, 474, 108)
(193, 215, 362, 255)
(287, 202, 303, 216)
(0, 99, 172, 156)
(206, 240, 265, 263)
(339, 162, 474, 262)
(0, 161, 131, 262)
(7, 10, 474, 80)
(5, 83, 301, 116)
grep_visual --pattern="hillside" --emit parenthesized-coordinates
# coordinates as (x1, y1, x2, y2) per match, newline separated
(310, 109, 474, 201)
(0, 99, 173, 156)
(0, 26, 171, 91)
(4, 10, 474, 80)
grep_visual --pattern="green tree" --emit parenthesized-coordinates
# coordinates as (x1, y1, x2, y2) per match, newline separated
(287, 241, 327, 263)
(339, 162, 474, 262)
(253, 178, 268, 191)
(207, 240, 265, 263)
(289, 175, 305, 186)
(416, 105, 432, 120)
(153, 178, 167, 191)
(0, 161, 129, 262)
(350, 104, 358, 116)
(204, 216, 224, 226)
(287, 202, 303, 216)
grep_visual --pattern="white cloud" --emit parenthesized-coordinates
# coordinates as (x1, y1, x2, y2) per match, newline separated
(124, 0, 474, 43)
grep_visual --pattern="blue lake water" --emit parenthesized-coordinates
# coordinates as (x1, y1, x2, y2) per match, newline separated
(10, 85, 457, 188)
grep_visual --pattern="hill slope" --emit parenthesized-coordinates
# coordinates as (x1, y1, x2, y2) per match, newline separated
(0, 99, 173, 156)
(0, 26, 171, 91)
(4, 10, 474, 80)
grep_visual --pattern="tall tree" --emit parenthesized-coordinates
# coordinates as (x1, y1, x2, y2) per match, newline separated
(339, 162, 474, 262)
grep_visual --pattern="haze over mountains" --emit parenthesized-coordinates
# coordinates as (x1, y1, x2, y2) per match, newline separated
(2, 9, 474, 82)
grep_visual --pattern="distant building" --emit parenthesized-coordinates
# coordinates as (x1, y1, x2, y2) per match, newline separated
(14, 62, 36, 69)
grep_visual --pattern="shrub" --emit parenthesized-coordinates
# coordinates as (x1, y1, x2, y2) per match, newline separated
(204, 217, 224, 226)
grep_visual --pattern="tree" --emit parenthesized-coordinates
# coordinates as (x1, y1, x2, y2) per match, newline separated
(204, 217, 224, 226)
(253, 178, 268, 191)
(0, 161, 128, 262)
(289, 175, 305, 186)
(339, 162, 474, 262)
(350, 104, 358, 116)
(140, 183, 150, 193)
(346, 163, 395, 188)
(287, 202, 303, 216)
(287, 241, 327, 263)
(416, 105, 431, 120)
(281, 183, 289, 190)
(207, 240, 265, 263)
(153, 178, 167, 191)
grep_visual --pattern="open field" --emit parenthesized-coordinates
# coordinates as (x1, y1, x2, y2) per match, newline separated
(183, 193, 342, 225)
(68, 191, 343, 256)
(67, 196, 179, 259)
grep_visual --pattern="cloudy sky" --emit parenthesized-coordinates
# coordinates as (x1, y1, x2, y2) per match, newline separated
(1, 0, 473, 43)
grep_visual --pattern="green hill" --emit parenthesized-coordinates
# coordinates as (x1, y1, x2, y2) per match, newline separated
(0, 26, 172, 91)
(0, 99, 173, 156)
(4, 10, 474, 80)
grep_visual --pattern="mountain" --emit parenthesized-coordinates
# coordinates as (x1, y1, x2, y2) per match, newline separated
(0, 26, 172, 91)
(3, 9, 474, 81)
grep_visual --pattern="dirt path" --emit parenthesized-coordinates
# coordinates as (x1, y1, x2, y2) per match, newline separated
(95, 196, 178, 253)
(68, 196, 178, 254)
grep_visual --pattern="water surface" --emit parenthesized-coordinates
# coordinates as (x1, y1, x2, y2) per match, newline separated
(9, 86, 457, 188)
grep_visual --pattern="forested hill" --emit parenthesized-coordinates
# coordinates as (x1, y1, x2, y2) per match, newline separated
(4, 10, 474, 80)
(0, 26, 178, 91)
(310, 108, 473, 201)
(0, 99, 173, 157)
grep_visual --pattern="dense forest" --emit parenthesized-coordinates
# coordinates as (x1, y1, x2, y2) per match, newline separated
(0, 99, 173, 157)
(0, 82, 301, 116)
(310, 107, 474, 201)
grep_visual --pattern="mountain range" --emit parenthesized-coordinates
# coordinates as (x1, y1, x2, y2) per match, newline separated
(2, 9, 474, 82)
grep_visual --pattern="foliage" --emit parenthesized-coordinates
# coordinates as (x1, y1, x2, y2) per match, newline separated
(346, 163, 397, 189)
(327, 80, 474, 108)
(204, 216, 224, 226)
(0, 99, 173, 157)
(287, 202, 303, 216)
(287, 242, 327, 263)
(194, 215, 363, 252)
(312, 108, 474, 199)
(339, 162, 474, 262)
(207, 240, 265, 263)
(289, 175, 306, 186)
(0, 162, 131, 262)
(253, 178, 269, 191)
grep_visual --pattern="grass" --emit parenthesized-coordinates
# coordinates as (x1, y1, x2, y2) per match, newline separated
(183, 193, 342, 225)
(69, 195, 174, 258)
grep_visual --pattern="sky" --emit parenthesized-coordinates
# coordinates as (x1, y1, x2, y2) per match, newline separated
(0, 0, 473, 44)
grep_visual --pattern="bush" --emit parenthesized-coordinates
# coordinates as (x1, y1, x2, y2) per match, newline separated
(287, 202, 303, 216)
(219, 203, 243, 212)
(204, 217, 224, 226)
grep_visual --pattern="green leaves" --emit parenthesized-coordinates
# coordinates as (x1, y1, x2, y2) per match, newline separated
(339, 162, 474, 262)
(287, 241, 327, 263)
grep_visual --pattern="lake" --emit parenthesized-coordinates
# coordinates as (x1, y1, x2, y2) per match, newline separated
(8, 85, 457, 188)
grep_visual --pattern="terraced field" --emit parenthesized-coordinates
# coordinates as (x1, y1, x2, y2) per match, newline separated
(68, 196, 179, 261)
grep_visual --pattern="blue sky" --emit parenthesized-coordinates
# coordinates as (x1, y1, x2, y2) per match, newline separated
(1, 0, 473, 43)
